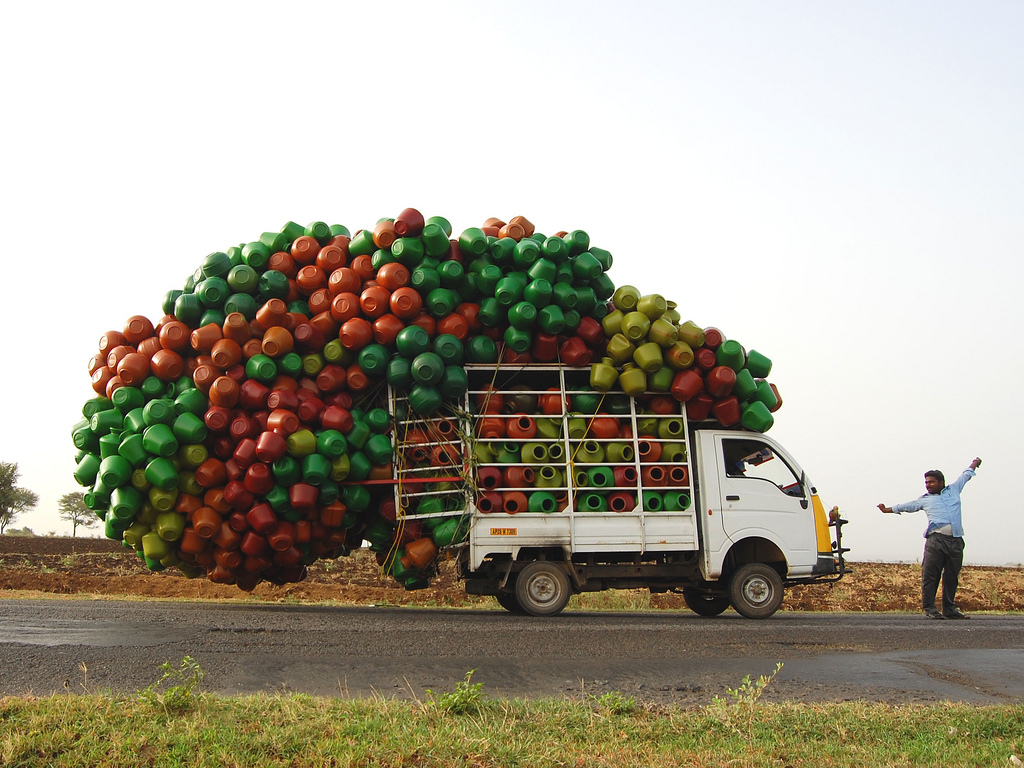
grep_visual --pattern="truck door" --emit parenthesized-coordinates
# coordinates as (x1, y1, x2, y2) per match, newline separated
(714, 435, 817, 572)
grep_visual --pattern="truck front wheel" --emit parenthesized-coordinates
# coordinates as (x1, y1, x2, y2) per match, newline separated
(728, 563, 784, 619)
(683, 589, 731, 617)
(515, 562, 571, 616)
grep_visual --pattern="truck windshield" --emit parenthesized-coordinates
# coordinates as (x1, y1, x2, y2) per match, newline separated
(722, 438, 804, 497)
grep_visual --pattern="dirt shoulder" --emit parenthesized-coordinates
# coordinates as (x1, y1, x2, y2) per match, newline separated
(2, 535, 1022, 611)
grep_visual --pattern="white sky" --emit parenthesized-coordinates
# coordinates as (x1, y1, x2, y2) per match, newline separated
(2, 1, 1021, 565)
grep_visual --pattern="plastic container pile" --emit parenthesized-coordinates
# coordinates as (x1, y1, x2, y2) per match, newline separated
(72, 210, 783, 591)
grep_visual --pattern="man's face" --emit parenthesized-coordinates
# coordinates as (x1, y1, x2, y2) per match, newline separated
(924, 475, 943, 494)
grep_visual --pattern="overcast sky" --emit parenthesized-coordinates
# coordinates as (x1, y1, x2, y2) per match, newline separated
(2, 1, 1021, 565)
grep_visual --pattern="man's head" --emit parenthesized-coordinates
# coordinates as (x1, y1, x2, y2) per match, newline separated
(924, 470, 945, 494)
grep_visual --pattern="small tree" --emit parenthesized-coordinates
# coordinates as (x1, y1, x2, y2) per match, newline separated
(59, 492, 98, 537)
(1, 462, 38, 535)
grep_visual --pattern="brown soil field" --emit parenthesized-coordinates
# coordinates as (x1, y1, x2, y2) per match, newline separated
(1, 536, 1022, 612)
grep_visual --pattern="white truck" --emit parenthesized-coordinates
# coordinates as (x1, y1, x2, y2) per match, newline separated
(389, 364, 848, 618)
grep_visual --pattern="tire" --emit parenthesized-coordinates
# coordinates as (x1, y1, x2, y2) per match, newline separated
(495, 591, 525, 614)
(683, 588, 731, 617)
(514, 561, 572, 617)
(728, 563, 784, 619)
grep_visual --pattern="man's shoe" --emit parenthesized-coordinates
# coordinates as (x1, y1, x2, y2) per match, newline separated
(943, 609, 969, 620)
(924, 609, 945, 619)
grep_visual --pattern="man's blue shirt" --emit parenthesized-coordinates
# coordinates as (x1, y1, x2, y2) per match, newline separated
(893, 468, 975, 537)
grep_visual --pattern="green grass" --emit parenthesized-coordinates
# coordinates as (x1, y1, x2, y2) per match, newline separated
(2, 688, 1022, 767)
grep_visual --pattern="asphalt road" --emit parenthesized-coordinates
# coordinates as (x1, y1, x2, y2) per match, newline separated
(1, 599, 1022, 706)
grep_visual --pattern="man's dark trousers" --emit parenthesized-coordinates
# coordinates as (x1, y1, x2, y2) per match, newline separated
(922, 533, 965, 613)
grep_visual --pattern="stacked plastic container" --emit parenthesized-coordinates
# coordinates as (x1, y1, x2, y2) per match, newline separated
(72, 209, 783, 591)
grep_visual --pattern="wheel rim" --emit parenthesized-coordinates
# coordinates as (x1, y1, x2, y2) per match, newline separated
(527, 573, 560, 605)
(742, 575, 774, 606)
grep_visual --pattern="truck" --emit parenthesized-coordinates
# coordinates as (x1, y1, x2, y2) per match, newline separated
(387, 363, 849, 618)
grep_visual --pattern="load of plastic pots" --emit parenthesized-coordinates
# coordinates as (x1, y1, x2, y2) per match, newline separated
(72, 208, 784, 591)
(591, 286, 781, 433)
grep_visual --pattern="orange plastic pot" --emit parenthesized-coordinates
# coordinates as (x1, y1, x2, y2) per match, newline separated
(641, 466, 668, 487)
(315, 364, 347, 394)
(256, 298, 289, 330)
(189, 323, 222, 354)
(705, 366, 737, 398)
(123, 314, 155, 345)
(192, 506, 222, 539)
(150, 349, 184, 381)
(437, 312, 469, 340)
(613, 466, 638, 488)
(330, 292, 361, 324)
(372, 313, 404, 346)
(477, 466, 503, 489)
(502, 491, 528, 514)
(431, 444, 460, 466)
(503, 466, 536, 488)
(587, 417, 620, 440)
(638, 439, 663, 463)
(376, 262, 410, 292)
(607, 492, 636, 513)
(214, 547, 243, 569)
(268, 520, 296, 551)
(410, 311, 437, 336)
(350, 254, 375, 281)
(401, 537, 438, 570)
(360, 285, 391, 318)
(668, 465, 690, 486)
(316, 244, 346, 273)
(116, 353, 150, 386)
(372, 219, 397, 249)
(473, 385, 504, 413)
(136, 336, 163, 359)
(159, 319, 192, 350)
(538, 388, 568, 415)
(204, 376, 236, 409)
(506, 415, 537, 440)
(195, 458, 227, 488)
(204, 487, 232, 514)
(477, 492, 503, 514)
(213, 522, 243, 552)
(455, 302, 482, 332)
(178, 528, 207, 555)
(346, 363, 370, 392)
(712, 396, 741, 427)
(328, 266, 361, 295)
(211, 338, 242, 370)
(296, 265, 327, 295)
(267, 408, 300, 435)
(319, 501, 347, 528)
(307, 288, 332, 316)
(268, 251, 296, 277)
(477, 417, 506, 439)
(389, 286, 423, 319)
(340, 317, 373, 350)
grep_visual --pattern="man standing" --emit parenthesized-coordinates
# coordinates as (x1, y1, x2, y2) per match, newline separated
(878, 458, 982, 620)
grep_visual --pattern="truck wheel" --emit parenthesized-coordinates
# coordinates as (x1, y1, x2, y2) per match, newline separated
(728, 563, 784, 619)
(515, 562, 571, 617)
(495, 591, 525, 614)
(683, 589, 730, 617)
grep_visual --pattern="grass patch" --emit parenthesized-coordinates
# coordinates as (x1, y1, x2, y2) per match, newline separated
(1, 664, 1022, 767)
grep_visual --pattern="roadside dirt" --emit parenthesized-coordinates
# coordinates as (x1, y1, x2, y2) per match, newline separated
(2, 536, 1022, 612)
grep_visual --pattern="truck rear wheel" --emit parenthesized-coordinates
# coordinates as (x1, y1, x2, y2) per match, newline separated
(683, 589, 731, 617)
(495, 591, 525, 613)
(728, 563, 784, 619)
(515, 562, 571, 617)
